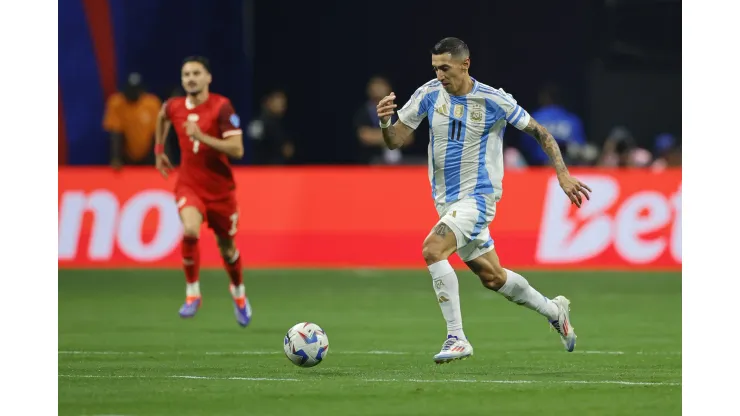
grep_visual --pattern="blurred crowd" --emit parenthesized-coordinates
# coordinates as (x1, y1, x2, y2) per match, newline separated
(102, 72, 680, 170)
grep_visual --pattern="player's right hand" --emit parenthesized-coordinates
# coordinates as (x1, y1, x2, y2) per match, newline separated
(376, 92, 397, 125)
(156, 154, 174, 179)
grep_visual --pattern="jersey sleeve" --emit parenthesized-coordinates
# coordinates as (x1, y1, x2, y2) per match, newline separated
(397, 85, 431, 130)
(163, 98, 174, 120)
(490, 88, 531, 131)
(217, 101, 243, 138)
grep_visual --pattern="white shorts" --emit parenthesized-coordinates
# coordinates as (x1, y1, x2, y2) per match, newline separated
(435, 194, 497, 262)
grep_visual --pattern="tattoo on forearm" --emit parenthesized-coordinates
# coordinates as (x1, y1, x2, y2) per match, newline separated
(382, 125, 397, 148)
(525, 120, 568, 175)
(434, 223, 452, 237)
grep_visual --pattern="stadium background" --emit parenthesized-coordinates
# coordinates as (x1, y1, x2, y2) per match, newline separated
(59, 0, 680, 165)
(58, 1, 682, 414)
(58, 0, 681, 271)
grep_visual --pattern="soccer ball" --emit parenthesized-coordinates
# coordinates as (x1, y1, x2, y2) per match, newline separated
(283, 322, 329, 368)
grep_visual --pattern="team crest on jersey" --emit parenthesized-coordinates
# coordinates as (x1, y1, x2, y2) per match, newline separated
(187, 113, 199, 122)
(471, 110, 483, 122)
(230, 114, 241, 128)
(453, 104, 464, 119)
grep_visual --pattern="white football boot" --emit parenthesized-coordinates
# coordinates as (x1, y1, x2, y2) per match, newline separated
(433, 335, 474, 364)
(550, 295, 577, 352)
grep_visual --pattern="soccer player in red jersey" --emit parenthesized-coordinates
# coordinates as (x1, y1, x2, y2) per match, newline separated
(154, 56, 251, 327)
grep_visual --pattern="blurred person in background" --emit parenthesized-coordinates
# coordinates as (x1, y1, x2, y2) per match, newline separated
(597, 126, 652, 167)
(519, 83, 587, 166)
(353, 76, 412, 164)
(103, 72, 162, 169)
(246, 90, 295, 165)
(503, 147, 528, 170)
(651, 133, 681, 171)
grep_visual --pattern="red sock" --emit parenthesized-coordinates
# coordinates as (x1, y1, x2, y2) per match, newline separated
(224, 250, 243, 287)
(182, 236, 200, 284)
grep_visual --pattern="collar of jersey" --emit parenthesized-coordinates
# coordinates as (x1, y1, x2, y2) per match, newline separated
(448, 77, 479, 97)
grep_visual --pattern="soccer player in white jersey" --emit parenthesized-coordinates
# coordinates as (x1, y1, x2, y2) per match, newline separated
(377, 37, 592, 363)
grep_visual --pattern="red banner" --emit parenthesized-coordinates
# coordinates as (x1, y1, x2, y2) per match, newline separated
(58, 167, 681, 270)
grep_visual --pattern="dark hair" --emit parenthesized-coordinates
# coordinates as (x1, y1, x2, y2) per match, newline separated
(430, 37, 470, 59)
(182, 55, 211, 73)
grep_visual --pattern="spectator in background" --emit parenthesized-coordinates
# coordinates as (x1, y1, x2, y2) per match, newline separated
(503, 147, 528, 170)
(597, 126, 652, 167)
(247, 90, 295, 164)
(103, 73, 162, 169)
(519, 83, 587, 166)
(651, 133, 681, 171)
(353, 76, 412, 164)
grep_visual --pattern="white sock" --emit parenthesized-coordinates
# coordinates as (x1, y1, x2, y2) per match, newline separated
(186, 282, 201, 297)
(230, 283, 246, 298)
(497, 269, 558, 321)
(428, 260, 466, 340)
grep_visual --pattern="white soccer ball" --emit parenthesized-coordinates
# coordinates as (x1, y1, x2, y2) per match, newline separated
(283, 322, 329, 368)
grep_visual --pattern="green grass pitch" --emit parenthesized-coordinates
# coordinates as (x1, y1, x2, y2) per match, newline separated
(59, 269, 681, 415)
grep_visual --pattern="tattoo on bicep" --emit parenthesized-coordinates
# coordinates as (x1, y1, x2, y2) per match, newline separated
(434, 223, 452, 237)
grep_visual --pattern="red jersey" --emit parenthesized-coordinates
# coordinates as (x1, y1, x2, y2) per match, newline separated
(165, 93, 242, 200)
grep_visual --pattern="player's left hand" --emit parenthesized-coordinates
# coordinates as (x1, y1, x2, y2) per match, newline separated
(558, 174, 591, 208)
(184, 121, 202, 140)
(156, 153, 174, 178)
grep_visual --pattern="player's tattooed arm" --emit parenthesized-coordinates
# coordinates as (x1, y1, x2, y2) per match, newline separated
(522, 118, 569, 177)
(377, 92, 414, 149)
(434, 223, 453, 237)
(382, 121, 414, 150)
(523, 117, 592, 208)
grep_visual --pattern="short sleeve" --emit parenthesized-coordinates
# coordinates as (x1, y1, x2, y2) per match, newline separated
(162, 99, 173, 120)
(217, 101, 243, 138)
(397, 85, 431, 130)
(489, 88, 531, 131)
(102, 93, 123, 132)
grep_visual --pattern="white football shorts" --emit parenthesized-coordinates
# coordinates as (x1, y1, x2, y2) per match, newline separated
(435, 193, 497, 262)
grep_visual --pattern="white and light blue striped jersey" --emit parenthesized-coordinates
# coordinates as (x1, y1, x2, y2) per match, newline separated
(397, 78, 531, 205)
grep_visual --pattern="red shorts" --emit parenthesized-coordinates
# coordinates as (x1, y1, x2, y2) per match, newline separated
(175, 185, 239, 239)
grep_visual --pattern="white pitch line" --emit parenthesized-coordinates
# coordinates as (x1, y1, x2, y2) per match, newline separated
(59, 350, 679, 356)
(570, 351, 683, 356)
(205, 351, 279, 355)
(58, 374, 679, 386)
(60, 351, 148, 355)
(59, 374, 298, 382)
(364, 379, 679, 386)
(60, 350, 411, 356)
(170, 375, 300, 381)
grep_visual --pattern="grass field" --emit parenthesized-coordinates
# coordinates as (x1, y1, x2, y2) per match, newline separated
(59, 269, 681, 415)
